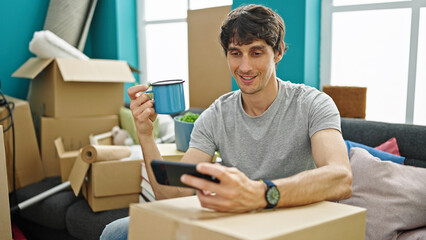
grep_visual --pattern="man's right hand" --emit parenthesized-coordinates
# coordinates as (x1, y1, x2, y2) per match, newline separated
(128, 84, 157, 137)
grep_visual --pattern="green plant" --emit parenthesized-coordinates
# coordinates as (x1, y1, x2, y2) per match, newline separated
(178, 112, 200, 123)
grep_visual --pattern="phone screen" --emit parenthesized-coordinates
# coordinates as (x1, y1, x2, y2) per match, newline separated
(151, 160, 219, 188)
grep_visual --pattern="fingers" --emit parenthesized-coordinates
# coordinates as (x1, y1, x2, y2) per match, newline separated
(196, 163, 229, 181)
(196, 191, 233, 212)
(132, 100, 155, 123)
(127, 84, 149, 100)
(180, 173, 222, 194)
(128, 84, 157, 135)
(181, 163, 237, 198)
(182, 164, 263, 212)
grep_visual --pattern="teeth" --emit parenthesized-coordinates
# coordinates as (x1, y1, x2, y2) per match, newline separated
(241, 76, 255, 80)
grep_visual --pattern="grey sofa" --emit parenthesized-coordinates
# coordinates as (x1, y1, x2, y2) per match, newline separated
(11, 117, 426, 239)
(340, 117, 426, 168)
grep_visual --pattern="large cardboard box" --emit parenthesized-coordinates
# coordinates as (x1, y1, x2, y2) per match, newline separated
(188, 6, 231, 108)
(0, 96, 44, 192)
(42, 115, 119, 177)
(0, 126, 12, 240)
(12, 57, 135, 118)
(129, 196, 366, 240)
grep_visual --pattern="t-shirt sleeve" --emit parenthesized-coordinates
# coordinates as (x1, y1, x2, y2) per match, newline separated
(188, 106, 218, 157)
(308, 91, 341, 138)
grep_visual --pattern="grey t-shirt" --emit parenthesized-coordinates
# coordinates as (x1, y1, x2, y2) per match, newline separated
(189, 79, 340, 180)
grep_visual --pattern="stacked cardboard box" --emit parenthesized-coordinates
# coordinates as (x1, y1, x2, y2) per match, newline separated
(0, 96, 45, 192)
(13, 57, 135, 177)
(12, 57, 138, 212)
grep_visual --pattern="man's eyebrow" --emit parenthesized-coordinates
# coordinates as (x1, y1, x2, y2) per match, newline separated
(227, 45, 266, 51)
(250, 45, 266, 50)
(227, 47, 240, 51)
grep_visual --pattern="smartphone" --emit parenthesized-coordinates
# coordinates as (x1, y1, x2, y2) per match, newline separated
(151, 160, 220, 188)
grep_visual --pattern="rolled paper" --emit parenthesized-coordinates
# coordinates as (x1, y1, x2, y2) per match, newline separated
(80, 145, 131, 163)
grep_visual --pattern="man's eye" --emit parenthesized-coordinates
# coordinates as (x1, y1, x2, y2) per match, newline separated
(230, 51, 240, 56)
(252, 51, 262, 56)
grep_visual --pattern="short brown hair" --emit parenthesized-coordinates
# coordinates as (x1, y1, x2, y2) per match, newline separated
(220, 4, 287, 55)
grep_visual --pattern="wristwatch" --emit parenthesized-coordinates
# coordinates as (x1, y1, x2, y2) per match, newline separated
(262, 180, 280, 209)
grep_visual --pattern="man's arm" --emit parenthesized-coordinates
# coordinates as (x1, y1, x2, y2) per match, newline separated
(272, 128, 352, 207)
(181, 128, 352, 212)
(128, 84, 213, 200)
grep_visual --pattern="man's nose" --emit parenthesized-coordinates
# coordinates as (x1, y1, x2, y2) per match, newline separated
(239, 55, 252, 72)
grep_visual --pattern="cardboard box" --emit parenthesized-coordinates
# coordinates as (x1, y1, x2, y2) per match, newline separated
(157, 143, 185, 161)
(188, 6, 231, 108)
(129, 196, 366, 240)
(66, 144, 141, 212)
(42, 115, 119, 177)
(83, 159, 142, 212)
(82, 180, 140, 212)
(0, 126, 12, 240)
(0, 96, 44, 192)
(61, 143, 187, 212)
(12, 57, 135, 118)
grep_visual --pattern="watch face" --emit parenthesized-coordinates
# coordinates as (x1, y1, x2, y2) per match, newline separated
(266, 186, 280, 205)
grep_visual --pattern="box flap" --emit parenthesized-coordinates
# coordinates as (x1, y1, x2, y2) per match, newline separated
(56, 58, 135, 83)
(12, 58, 54, 79)
(128, 65, 140, 73)
(54, 137, 79, 158)
(69, 155, 90, 196)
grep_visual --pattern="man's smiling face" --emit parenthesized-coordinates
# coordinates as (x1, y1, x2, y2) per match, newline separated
(227, 39, 282, 95)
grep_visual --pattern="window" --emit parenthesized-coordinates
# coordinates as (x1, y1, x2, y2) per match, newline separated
(321, 0, 426, 125)
(137, 0, 232, 107)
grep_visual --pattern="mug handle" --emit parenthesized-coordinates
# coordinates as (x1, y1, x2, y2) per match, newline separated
(136, 89, 153, 98)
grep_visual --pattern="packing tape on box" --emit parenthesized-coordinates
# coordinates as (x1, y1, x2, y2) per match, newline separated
(69, 145, 131, 196)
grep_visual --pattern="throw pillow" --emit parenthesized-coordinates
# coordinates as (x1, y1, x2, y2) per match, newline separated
(375, 137, 401, 156)
(396, 227, 426, 240)
(340, 148, 426, 240)
(345, 140, 405, 164)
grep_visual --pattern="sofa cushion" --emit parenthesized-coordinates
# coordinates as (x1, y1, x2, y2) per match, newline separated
(374, 137, 401, 156)
(13, 177, 80, 230)
(66, 200, 128, 240)
(340, 148, 426, 240)
(341, 117, 426, 166)
(345, 140, 405, 164)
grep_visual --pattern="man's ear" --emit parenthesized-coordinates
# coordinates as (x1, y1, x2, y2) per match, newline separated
(274, 42, 285, 63)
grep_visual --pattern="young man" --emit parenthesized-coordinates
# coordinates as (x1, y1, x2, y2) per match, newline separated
(101, 4, 352, 239)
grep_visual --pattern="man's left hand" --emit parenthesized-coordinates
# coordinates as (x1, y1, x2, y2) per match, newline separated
(180, 163, 266, 213)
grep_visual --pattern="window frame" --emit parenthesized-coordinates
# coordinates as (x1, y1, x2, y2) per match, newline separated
(320, 0, 426, 124)
(136, 0, 189, 85)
